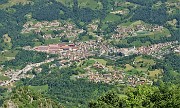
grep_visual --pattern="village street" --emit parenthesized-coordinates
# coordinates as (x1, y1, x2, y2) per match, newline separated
(0, 59, 54, 86)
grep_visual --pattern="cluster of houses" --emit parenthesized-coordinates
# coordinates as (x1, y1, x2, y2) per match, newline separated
(166, 1, 180, 9)
(72, 59, 151, 86)
(1, 32, 178, 87)
(0, 69, 25, 86)
(112, 24, 164, 39)
(21, 20, 84, 39)
(137, 41, 178, 58)
(117, 46, 138, 56)
(32, 40, 111, 62)
(2, 40, 177, 86)
(0, 59, 54, 86)
(114, 1, 134, 7)
(116, 41, 178, 58)
(74, 62, 152, 86)
(82, 71, 152, 85)
(110, 9, 128, 15)
(127, 76, 153, 87)
(87, 23, 98, 32)
(93, 62, 106, 69)
(174, 45, 180, 53)
(74, 61, 125, 84)
(33, 40, 178, 63)
(0, 70, 27, 86)
(86, 71, 124, 84)
(22, 20, 60, 33)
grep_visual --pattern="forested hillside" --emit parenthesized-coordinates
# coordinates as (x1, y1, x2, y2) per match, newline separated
(2, 87, 63, 108)
(89, 83, 180, 108)
(23, 67, 113, 107)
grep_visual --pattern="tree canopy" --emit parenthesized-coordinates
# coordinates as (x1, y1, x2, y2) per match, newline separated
(89, 84, 180, 108)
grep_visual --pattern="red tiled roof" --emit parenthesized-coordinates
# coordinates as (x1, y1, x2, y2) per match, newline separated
(49, 44, 59, 47)
(49, 47, 59, 49)
(36, 46, 49, 51)
(58, 44, 66, 47)
(72, 47, 78, 50)
(68, 44, 75, 47)
(61, 46, 70, 50)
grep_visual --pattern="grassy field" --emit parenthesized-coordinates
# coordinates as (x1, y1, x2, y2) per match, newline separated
(3, 34, 11, 43)
(44, 38, 61, 45)
(0, 50, 19, 57)
(28, 85, 48, 92)
(77, 59, 107, 72)
(134, 56, 155, 65)
(124, 64, 134, 71)
(104, 13, 121, 22)
(148, 69, 162, 77)
(0, 57, 7, 64)
(78, 0, 103, 10)
(123, 56, 156, 75)
(90, 58, 107, 65)
(84, 60, 96, 66)
(134, 56, 155, 72)
(121, 21, 134, 26)
(107, 66, 114, 71)
(121, 20, 144, 27)
(118, 94, 128, 98)
(1, 34, 13, 50)
(0, 75, 10, 81)
(167, 0, 180, 3)
(57, 0, 103, 10)
(131, 40, 143, 47)
(0, 50, 18, 63)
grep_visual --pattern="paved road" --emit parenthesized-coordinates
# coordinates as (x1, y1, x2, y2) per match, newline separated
(1, 59, 54, 86)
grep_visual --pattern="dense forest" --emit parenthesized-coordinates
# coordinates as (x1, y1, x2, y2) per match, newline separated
(0, 0, 8, 5)
(0, 87, 7, 106)
(2, 50, 49, 69)
(22, 67, 113, 107)
(2, 87, 63, 108)
(89, 83, 180, 108)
